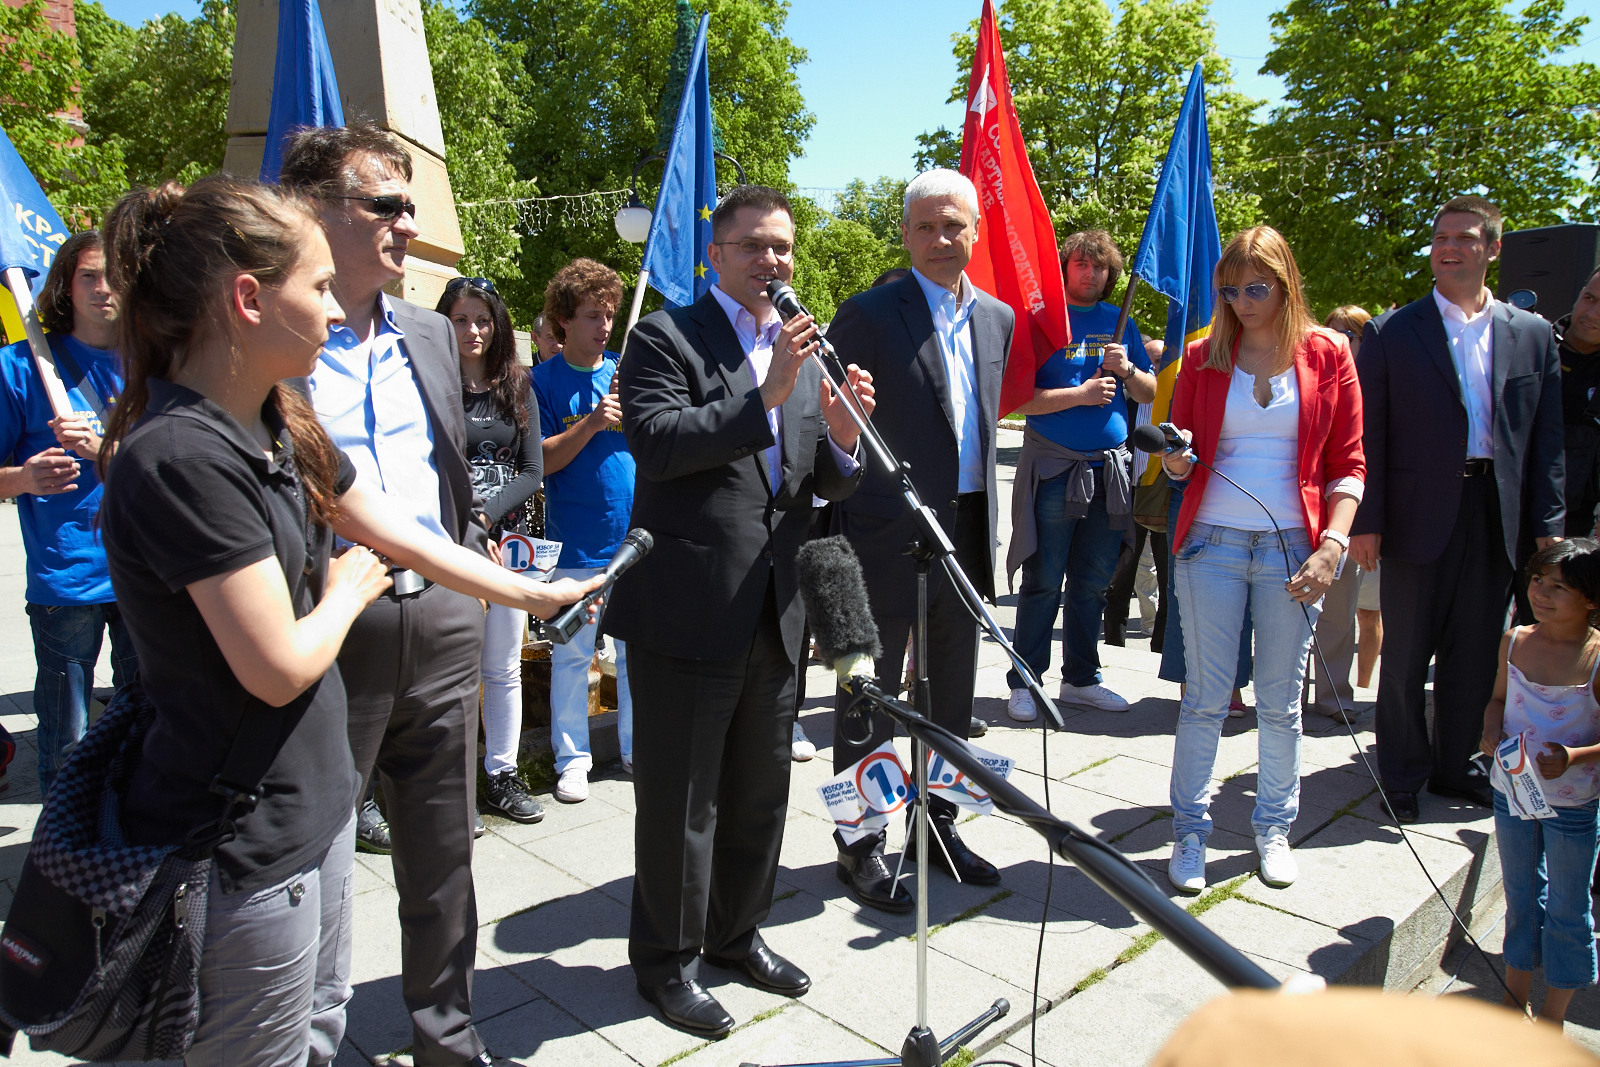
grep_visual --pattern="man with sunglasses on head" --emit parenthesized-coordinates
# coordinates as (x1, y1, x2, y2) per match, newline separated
(608, 184, 871, 1037)
(1350, 195, 1565, 825)
(280, 122, 503, 1067)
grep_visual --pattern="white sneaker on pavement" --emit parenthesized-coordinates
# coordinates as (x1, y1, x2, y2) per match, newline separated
(1007, 688, 1037, 722)
(791, 720, 817, 762)
(1059, 681, 1130, 712)
(554, 767, 589, 803)
(1168, 833, 1207, 894)
(1255, 829, 1298, 887)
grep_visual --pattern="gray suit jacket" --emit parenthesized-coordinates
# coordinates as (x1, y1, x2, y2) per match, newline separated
(1351, 293, 1564, 565)
(605, 290, 864, 661)
(826, 271, 1014, 614)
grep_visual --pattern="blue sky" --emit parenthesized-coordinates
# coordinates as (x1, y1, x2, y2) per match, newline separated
(96, 0, 1600, 193)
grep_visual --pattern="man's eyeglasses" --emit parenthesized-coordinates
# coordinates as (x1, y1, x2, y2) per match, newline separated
(444, 275, 497, 296)
(1217, 282, 1275, 304)
(715, 240, 794, 259)
(335, 195, 417, 220)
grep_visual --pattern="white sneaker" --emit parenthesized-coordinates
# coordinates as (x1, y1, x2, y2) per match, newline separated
(791, 721, 816, 762)
(1168, 833, 1207, 894)
(554, 767, 589, 803)
(620, 755, 633, 775)
(1007, 688, 1038, 722)
(1059, 681, 1130, 712)
(1256, 829, 1298, 888)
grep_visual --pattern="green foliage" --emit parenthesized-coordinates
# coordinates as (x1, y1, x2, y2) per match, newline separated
(1254, 0, 1600, 313)
(919, 0, 1263, 336)
(787, 177, 909, 320)
(0, 0, 127, 223)
(77, 0, 233, 190)
(421, 0, 540, 321)
(466, 0, 813, 322)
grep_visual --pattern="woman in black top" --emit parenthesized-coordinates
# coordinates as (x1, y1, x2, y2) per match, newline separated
(97, 178, 601, 1066)
(436, 278, 546, 823)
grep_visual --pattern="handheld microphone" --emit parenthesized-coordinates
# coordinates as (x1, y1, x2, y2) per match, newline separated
(794, 536, 882, 690)
(1130, 422, 1183, 455)
(544, 528, 653, 644)
(765, 280, 849, 386)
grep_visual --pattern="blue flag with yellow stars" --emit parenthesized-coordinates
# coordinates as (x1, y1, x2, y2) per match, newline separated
(643, 12, 717, 308)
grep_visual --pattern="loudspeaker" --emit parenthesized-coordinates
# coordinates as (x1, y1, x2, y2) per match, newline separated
(1497, 223, 1600, 317)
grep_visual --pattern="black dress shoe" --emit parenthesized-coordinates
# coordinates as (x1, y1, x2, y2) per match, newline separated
(704, 945, 811, 996)
(1383, 790, 1419, 824)
(968, 716, 988, 739)
(1428, 779, 1494, 808)
(836, 851, 914, 913)
(908, 819, 1001, 885)
(636, 978, 734, 1038)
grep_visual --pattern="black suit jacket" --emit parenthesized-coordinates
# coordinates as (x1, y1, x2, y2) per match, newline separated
(606, 290, 864, 662)
(1351, 292, 1564, 565)
(825, 272, 1014, 614)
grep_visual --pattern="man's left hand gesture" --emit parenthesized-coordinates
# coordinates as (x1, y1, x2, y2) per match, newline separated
(822, 365, 874, 453)
(1100, 342, 1131, 382)
(50, 415, 103, 460)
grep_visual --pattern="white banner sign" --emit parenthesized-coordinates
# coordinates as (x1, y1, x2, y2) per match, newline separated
(818, 742, 913, 846)
(499, 534, 561, 581)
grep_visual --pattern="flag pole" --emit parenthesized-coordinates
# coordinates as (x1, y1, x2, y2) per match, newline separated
(624, 267, 650, 339)
(3, 268, 71, 419)
(1113, 274, 1140, 349)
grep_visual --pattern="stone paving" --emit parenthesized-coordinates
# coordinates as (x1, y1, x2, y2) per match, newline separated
(2, 426, 1597, 1065)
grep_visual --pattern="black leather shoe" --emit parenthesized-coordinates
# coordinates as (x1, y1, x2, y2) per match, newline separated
(636, 978, 734, 1038)
(836, 851, 914, 913)
(908, 820, 1001, 885)
(1383, 790, 1419, 824)
(1428, 779, 1494, 808)
(968, 716, 987, 739)
(704, 945, 811, 996)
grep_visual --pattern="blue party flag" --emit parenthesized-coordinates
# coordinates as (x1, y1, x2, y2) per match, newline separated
(259, 0, 345, 183)
(642, 13, 717, 308)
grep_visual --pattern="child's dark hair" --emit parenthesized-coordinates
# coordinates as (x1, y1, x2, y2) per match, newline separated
(1526, 538, 1600, 624)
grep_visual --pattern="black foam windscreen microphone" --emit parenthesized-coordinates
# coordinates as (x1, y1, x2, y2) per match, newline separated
(795, 536, 882, 687)
(1131, 422, 1180, 454)
(545, 528, 653, 644)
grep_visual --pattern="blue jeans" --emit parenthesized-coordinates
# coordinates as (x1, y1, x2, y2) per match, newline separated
(1159, 484, 1252, 686)
(549, 566, 633, 774)
(1170, 523, 1317, 842)
(1495, 790, 1600, 989)
(26, 601, 138, 794)
(1006, 468, 1123, 690)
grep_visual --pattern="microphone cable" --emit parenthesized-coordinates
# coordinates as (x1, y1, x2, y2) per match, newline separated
(1154, 432, 1522, 1014)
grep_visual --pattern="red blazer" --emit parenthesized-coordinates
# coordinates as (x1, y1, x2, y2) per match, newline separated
(1170, 328, 1365, 549)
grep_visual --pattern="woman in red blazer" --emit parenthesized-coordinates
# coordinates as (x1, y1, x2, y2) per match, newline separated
(1158, 226, 1365, 896)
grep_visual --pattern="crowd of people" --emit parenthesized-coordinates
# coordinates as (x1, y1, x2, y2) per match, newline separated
(3, 117, 1600, 1056)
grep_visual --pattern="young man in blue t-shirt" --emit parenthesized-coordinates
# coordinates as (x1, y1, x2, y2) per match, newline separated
(0, 232, 139, 792)
(532, 258, 636, 803)
(1005, 231, 1156, 720)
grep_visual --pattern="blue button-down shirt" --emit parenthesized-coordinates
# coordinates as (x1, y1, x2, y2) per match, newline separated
(311, 295, 448, 540)
(911, 268, 983, 493)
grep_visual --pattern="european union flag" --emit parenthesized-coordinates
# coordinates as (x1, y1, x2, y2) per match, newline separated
(1131, 63, 1221, 365)
(643, 12, 717, 308)
(259, 0, 345, 183)
(0, 124, 70, 300)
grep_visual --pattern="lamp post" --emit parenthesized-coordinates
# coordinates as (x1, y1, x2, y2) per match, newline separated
(615, 150, 747, 335)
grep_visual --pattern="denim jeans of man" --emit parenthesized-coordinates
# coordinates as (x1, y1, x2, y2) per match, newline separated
(1006, 468, 1123, 691)
(549, 566, 633, 774)
(1170, 523, 1317, 842)
(1495, 791, 1600, 989)
(26, 601, 138, 794)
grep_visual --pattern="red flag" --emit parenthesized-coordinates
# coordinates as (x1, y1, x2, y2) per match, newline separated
(959, 0, 1069, 417)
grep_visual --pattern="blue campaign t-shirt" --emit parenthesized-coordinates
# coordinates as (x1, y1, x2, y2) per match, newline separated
(532, 352, 636, 568)
(0, 334, 124, 604)
(1028, 301, 1149, 452)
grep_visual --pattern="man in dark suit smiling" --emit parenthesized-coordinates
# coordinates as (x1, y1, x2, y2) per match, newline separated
(609, 185, 871, 1037)
(824, 169, 1015, 910)
(1351, 195, 1565, 824)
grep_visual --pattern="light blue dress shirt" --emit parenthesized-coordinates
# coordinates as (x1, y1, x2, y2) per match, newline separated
(311, 295, 449, 540)
(911, 267, 984, 493)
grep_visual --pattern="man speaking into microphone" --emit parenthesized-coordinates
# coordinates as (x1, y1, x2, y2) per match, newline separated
(607, 184, 873, 1037)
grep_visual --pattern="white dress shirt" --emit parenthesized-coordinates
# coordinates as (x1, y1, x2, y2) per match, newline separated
(911, 268, 984, 493)
(1432, 287, 1495, 460)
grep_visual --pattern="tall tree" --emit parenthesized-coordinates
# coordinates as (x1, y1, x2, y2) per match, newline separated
(1256, 0, 1600, 312)
(0, 0, 127, 222)
(790, 184, 909, 322)
(421, 0, 540, 320)
(76, 0, 233, 190)
(466, 0, 813, 321)
(916, 0, 1261, 329)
